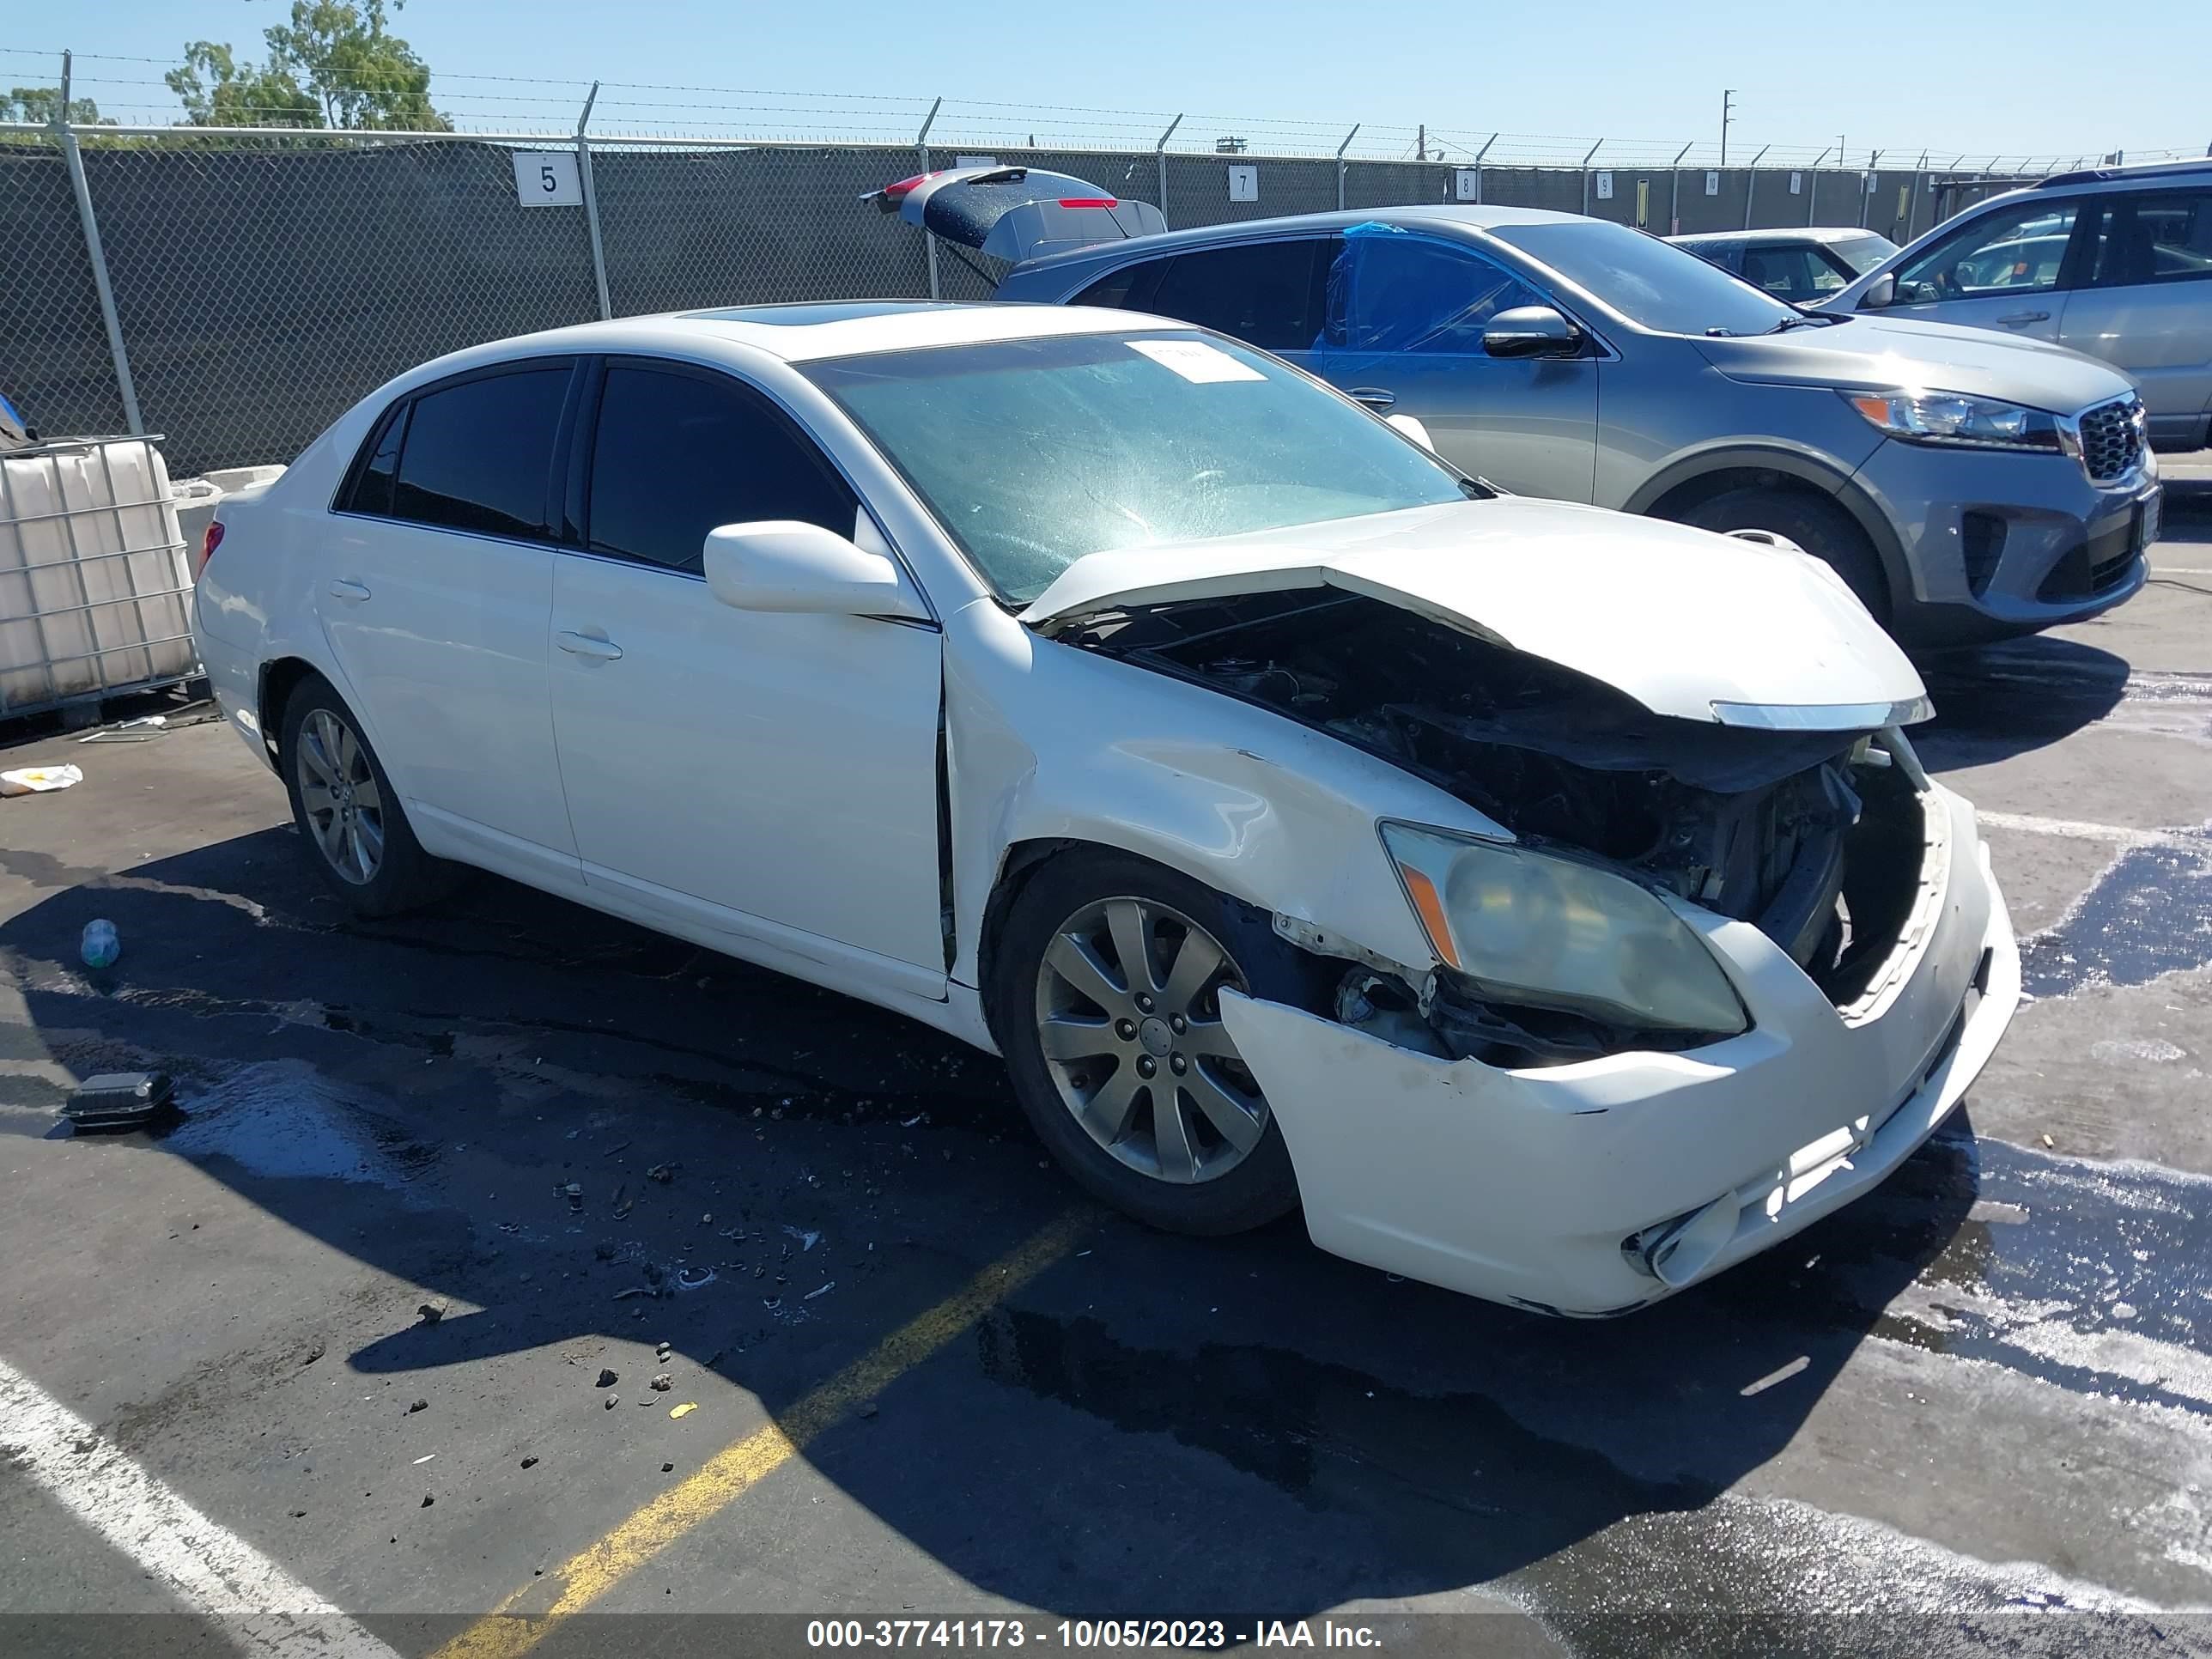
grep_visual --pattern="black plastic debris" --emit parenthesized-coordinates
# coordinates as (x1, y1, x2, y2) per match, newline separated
(64, 1072, 173, 1132)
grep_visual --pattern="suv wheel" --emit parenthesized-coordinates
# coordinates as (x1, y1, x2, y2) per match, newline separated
(1672, 487, 1890, 621)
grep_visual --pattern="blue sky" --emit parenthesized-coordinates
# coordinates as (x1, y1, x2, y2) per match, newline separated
(19, 0, 2212, 166)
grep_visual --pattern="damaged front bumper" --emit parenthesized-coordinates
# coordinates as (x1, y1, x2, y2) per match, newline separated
(1219, 782, 2019, 1316)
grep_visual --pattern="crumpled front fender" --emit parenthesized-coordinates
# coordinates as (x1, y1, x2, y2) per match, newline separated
(941, 600, 1482, 1002)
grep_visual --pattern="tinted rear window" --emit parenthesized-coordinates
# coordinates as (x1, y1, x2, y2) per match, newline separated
(391, 367, 571, 540)
(1120, 240, 1336, 351)
(339, 402, 409, 517)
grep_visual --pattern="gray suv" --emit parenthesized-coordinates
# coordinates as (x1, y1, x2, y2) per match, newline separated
(878, 168, 2160, 647)
(1815, 158, 2212, 453)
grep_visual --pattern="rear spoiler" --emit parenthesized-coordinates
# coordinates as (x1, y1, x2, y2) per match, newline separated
(861, 166, 1167, 265)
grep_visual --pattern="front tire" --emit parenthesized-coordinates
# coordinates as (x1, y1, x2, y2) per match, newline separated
(278, 673, 458, 918)
(1670, 486, 1891, 622)
(990, 850, 1319, 1236)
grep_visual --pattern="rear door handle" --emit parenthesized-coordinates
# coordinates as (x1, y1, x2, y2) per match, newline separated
(1996, 310, 2050, 326)
(556, 629, 623, 662)
(1348, 386, 1397, 410)
(327, 579, 371, 603)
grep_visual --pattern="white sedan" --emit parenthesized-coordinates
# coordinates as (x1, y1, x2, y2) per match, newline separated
(192, 301, 2018, 1316)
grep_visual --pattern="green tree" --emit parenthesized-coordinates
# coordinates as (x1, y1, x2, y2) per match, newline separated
(1, 88, 109, 125)
(164, 44, 321, 128)
(165, 1, 447, 131)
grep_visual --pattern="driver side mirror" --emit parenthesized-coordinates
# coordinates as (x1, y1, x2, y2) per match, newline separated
(1481, 306, 1581, 360)
(1860, 272, 1896, 310)
(702, 521, 928, 621)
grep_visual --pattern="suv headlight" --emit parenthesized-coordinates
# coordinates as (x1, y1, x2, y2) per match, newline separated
(1843, 388, 2064, 453)
(1381, 823, 1748, 1037)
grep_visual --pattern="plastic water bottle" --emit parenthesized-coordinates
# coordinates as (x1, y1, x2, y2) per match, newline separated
(80, 919, 119, 969)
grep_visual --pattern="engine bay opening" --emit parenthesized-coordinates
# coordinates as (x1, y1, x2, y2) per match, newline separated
(1069, 590, 1934, 1064)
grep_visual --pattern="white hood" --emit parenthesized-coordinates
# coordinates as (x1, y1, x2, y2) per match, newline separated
(1018, 498, 1928, 727)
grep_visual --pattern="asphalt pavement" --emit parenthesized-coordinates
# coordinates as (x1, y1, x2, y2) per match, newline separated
(3, 481, 2211, 1658)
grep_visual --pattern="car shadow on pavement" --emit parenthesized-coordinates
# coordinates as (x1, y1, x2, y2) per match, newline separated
(1911, 633, 2130, 768)
(0, 829, 1984, 1626)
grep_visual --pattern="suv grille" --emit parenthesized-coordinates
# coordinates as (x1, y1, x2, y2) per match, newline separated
(2077, 396, 2145, 483)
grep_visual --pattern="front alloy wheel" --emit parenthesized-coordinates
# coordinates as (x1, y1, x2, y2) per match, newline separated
(1033, 896, 1269, 1185)
(295, 707, 384, 885)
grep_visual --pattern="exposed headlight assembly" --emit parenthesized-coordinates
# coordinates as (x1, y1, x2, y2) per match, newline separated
(1380, 823, 1748, 1038)
(1842, 388, 2065, 453)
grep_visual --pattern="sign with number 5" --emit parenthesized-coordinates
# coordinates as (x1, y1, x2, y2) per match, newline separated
(512, 151, 583, 208)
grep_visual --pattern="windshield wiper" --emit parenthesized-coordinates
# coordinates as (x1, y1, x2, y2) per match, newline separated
(1765, 310, 1847, 333)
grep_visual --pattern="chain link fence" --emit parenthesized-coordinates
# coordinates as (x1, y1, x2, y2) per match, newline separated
(3, 120, 2050, 477)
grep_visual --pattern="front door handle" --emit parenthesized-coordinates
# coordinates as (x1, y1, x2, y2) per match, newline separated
(1348, 386, 1397, 410)
(1996, 310, 2050, 326)
(327, 579, 371, 603)
(556, 629, 623, 662)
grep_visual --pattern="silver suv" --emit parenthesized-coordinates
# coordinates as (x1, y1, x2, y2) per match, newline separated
(1816, 159, 2212, 453)
(879, 168, 2160, 647)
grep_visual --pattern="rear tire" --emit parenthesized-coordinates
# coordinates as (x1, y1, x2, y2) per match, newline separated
(1669, 486, 1890, 622)
(277, 672, 459, 918)
(989, 850, 1322, 1236)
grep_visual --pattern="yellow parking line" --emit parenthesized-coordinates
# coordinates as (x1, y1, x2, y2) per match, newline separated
(431, 1210, 1090, 1659)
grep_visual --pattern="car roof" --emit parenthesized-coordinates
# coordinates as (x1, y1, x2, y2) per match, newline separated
(2033, 156, 2212, 190)
(424, 301, 1193, 372)
(1007, 202, 1584, 279)
(1667, 227, 1879, 248)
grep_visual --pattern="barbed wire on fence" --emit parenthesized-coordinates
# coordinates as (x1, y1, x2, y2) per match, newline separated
(9, 42, 2205, 167)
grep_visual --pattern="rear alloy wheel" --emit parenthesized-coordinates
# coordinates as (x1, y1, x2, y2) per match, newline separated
(279, 672, 459, 918)
(295, 707, 384, 887)
(994, 853, 1309, 1235)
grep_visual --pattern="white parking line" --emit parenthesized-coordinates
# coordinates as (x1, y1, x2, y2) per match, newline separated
(1977, 810, 2209, 851)
(0, 1354, 400, 1658)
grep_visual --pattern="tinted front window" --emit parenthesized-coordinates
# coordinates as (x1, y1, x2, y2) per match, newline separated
(1486, 220, 1797, 336)
(1893, 203, 2079, 301)
(391, 368, 570, 540)
(805, 331, 1473, 603)
(1124, 240, 1334, 350)
(1324, 234, 1544, 352)
(586, 365, 857, 574)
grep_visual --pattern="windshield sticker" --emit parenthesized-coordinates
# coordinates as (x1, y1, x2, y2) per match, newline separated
(1127, 338, 1267, 384)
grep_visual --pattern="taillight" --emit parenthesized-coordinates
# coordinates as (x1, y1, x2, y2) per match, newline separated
(194, 520, 224, 579)
(881, 172, 936, 202)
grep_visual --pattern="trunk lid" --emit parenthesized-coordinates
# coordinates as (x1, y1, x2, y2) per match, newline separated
(864, 166, 1165, 264)
(1019, 497, 1929, 728)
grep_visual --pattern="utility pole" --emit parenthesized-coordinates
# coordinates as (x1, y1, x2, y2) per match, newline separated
(1720, 89, 1735, 167)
